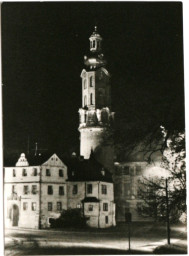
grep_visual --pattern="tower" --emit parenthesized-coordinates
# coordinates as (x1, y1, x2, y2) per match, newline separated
(79, 27, 115, 172)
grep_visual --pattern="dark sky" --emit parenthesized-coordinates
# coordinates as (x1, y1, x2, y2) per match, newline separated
(2, 2, 184, 159)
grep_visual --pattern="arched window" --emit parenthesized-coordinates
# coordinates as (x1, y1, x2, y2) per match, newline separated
(92, 40, 96, 48)
(90, 76, 93, 87)
(84, 79, 87, 89)
(84, 96, 87, 106)
(90, 93, 93, 105)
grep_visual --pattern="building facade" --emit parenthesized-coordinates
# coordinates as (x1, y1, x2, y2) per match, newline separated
(4, 153, 68, 229)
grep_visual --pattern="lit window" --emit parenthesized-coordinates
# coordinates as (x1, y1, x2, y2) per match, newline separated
(88, 205, 93, 211)
(22, 169, 27, 176)
(46, 169, 51, 176)
(103, 203, 108, 211)
(48, 186, 53, 195)
(59, 169, 63, 177)
(32, 185, 37, 194)
(84, 79, 87, 89)
(23, 202, 28, 211)
(90, 77, 93, 87)
(48, 202, 53, 211)
(90, 93, 93, 105)
(84, 95, 87, 106)
(101, 185, 107, 194)
(13, 169, 16, 177)
(31, 202, 37, 211)
(92, 40, 96, 48)
(59, 186, 64, 195)
(105, 216, 108, 224)
(57, 202, 62, 211)
(23, 185, 29, 195)
(87, 184, 92, 194)
(33, 168, 37, 176)
(73, 185, 78, 195)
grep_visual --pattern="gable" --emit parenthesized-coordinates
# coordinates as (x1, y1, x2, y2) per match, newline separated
(42, 153, 67, 168)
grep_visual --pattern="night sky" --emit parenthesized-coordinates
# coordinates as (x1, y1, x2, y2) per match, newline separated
(2, 2, 184, 160)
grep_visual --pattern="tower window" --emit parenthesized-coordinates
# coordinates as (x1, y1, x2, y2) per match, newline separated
(12, 185, 16, 193)
(84, 95, 87, 106)
(105, 216, 109, 224)
(92, 40, 96, 48)
(84, 79, 87, 89)
(97, 41, 100, 49)
(90, 93, 93, 105)
(90, 76, 93, 87)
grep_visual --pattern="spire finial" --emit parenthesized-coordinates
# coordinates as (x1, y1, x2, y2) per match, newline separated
(94, 26, 97, 32)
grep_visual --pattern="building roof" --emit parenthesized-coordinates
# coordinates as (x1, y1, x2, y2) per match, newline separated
(66, 152, 113, 183)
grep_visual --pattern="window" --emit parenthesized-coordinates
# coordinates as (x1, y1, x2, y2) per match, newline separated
(103, 203, 108, 211)
(57, 202, 62, 211)
(88, 205, 93, 211)
(12, 185, 16, 193)
(87, 184, 92, 194)
(92, 40, 95, 48)
(22, 169, 27, 176)
(123, 166, 129, 175)
(32, 185, 37, 194)
(46, 169, 51, 176)
(48, 186, 53, 195)
(136, 165, 142, 176)
(101, 185, 107, 194)
(23, 185, 29, 195)
(31, 202, 37, 211)
(84, 95, 87, 106)
(97, 41, 100, 49)
(105, 216, 109, 224)
(59, 186, 64, 195)
(84, 79, 87, 89)
(33, 168, 37, 176)
(90, 76, 93, 87)
(90, 93, 93, 105)
(13, 169, 16, 177)
(77, 204, 81, 208)
(23, 202, 28, 211)
(59, 169, 63, 177)
(73, 185, 78, 195)
(48, 202, 53, 211)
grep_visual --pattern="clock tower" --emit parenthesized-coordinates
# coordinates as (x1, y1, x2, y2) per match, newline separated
(79, 27, 115, 172)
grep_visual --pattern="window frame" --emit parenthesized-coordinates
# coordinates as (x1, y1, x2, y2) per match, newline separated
(23, 202, 28, 211)
(32, 185, 37, 195)
(31, 202, 37, 211)
(23, 185, 29, 195)
(46, 169, 51, 176)
(101, 184, 107, 195)
(72, 184, 78, 195)
(22, 168, 27, 176)
(88, 204, 93, 211)
(57, 202, 62, 211)
(59, 169, 63, 177)
(48, 185, 53, 195)
(48, 202, 53, 211)
(59, 186, 64, 196)
(103, 203, 108, 211)
(87, 184, 93, 194)
(13, 169, 16, 177)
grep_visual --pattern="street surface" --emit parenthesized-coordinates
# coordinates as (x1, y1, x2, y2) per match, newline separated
(4, 222, 187, 255)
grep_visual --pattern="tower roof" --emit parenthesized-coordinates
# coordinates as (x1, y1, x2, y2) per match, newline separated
(89, 26, 102, 41)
